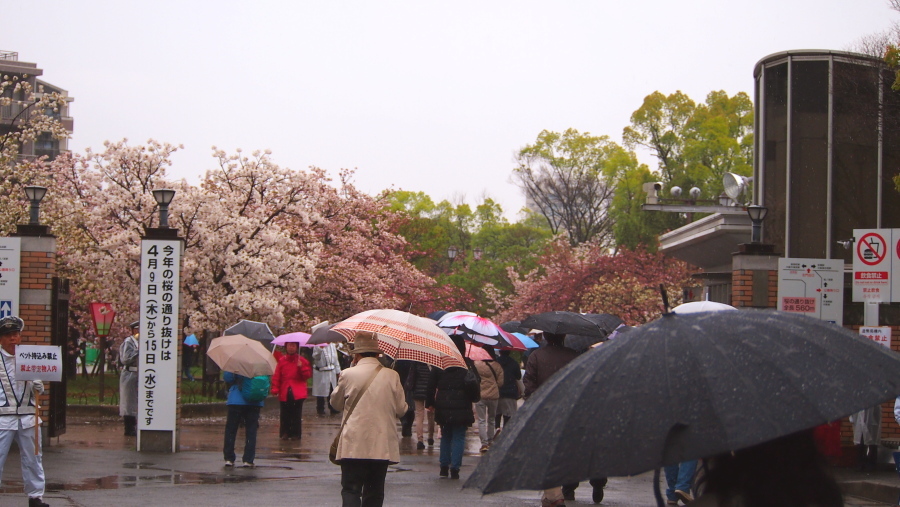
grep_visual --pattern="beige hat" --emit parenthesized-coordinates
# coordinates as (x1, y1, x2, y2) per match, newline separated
(351, 332, 381, 355)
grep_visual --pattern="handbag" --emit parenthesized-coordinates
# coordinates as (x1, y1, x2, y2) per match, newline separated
(329, 365, 384, 465)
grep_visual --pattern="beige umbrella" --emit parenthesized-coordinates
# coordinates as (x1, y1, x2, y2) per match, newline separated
(206, 334, 276, 377)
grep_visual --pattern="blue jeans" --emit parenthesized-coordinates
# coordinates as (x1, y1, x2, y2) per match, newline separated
(665, 460, 697, 501)
(223, 405, 260, 463)
(439, 424, 467, 470)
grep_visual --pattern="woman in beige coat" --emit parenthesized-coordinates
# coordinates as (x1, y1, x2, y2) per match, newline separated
(474, 346, 504, 453)
(330, 333, 408, 507)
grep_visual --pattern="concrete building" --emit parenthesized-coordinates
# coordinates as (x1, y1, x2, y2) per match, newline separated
(0, 50, 74, 161)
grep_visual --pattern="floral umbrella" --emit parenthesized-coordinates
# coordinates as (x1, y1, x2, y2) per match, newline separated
(437, 312, 516, 348)
(311, 309, 467, 370)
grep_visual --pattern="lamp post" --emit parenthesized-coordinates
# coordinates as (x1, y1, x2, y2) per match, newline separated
(88, 302, 116, 403)
(473, 247, 483, 261)
(152, 189, 176, 228)
(24, 186, 47, 225)
(447, 246, 458, 262)
(747, 205, 768, 244)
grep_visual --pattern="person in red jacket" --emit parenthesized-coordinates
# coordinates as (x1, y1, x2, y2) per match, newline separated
(271, 342, 313, 440)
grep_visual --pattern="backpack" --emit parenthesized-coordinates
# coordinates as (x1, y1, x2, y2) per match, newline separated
(239, 375, 271, 403)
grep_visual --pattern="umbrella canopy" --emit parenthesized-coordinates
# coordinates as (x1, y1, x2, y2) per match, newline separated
(272, 332, 319, 347)
(206, 334, 277, 378)
(500, 321, 530, 335)
(671, 301, 737, 314)
(311, 309, 467, 369)
(521, 311, 622, 338)
(465, 310, 900, 493)
(437, 312, 515, 348)
(183, 334, 200, 347)
(466, 343, 492, 361)
(224, 320, 276, 347)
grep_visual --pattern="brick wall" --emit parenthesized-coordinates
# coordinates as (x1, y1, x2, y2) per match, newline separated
(18, 249, 55, 422)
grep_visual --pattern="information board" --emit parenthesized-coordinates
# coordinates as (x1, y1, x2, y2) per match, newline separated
(0, 238, 21, 319)
(777, 258, 844, 325)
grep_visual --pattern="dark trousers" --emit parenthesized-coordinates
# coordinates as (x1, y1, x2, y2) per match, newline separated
(279, 396, 304, 439)
(340, 459, 390, 507)
(223, 405, 260, 463)
(563, 477, 608, 497)
(316, 389, 338, 414)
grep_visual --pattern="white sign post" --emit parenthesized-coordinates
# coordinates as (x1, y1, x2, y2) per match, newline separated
(777, 258, 844, 325)
(860, 326, 892, 349)
(15, 345, 63, 382)
(0, 238, 21, 319)
(138, 239, 181, 452)
(853, 229, 893, 303)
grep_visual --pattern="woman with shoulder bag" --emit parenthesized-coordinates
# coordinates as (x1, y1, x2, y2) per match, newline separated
(474, 346, 504, 452)
(426, 334, 480, 480)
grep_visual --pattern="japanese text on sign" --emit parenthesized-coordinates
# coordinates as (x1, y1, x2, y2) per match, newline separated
(860, 326, 892, 349)
(781, 297, 816, 313)
(15, 345, 62, 382)
(138, 239, 181, 432)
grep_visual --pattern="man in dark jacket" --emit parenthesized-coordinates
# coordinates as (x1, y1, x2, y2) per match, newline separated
(494, 349, 521, 434)
(524, 332, 606, 506)
(425, 334, 480, 480)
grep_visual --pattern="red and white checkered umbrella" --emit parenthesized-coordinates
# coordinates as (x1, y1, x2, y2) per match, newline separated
(326, 309, 467, 369)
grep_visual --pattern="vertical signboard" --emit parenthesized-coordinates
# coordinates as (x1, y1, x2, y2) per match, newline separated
(777, 258, 844, 325)
(860, 326, 892, 349)
(853, 229, 892, 303)
(0, 238, 21, 319)
(138, 240, 181, 436)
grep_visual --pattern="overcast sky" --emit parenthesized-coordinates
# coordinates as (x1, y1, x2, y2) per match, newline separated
(2, 1, 893, 218)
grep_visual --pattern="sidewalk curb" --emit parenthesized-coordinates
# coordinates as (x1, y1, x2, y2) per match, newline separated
(840, 480, 900, 505)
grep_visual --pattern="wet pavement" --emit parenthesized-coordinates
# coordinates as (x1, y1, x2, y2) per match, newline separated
(0, 402, 895, 506)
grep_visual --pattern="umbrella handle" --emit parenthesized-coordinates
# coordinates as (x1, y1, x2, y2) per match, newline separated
(659, 284, 670, 314)
(653, 468, 665, 507)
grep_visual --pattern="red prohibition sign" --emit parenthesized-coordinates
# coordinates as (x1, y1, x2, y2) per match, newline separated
(857, 232, 887, 266)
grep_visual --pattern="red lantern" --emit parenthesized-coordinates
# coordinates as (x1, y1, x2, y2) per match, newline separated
(89, 302, 116, 338)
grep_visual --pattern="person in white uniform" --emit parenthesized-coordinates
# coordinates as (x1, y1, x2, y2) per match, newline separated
(0, 316, 49, 507)
(312, 343, 341, 415)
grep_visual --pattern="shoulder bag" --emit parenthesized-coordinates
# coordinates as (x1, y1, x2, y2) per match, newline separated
(329, 365, 384, 465)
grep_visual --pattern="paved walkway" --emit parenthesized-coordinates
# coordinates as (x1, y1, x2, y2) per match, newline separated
(0, 402, 895, 506)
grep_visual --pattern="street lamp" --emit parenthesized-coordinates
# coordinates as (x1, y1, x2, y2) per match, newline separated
(747, 205, 768, 244)
(447, 246, 458, 261)
(23, 186, 47, 225)
(473, 247, 483, 261)
(152, 189, 176, 228)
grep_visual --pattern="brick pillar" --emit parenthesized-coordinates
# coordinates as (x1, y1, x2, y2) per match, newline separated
(731, 243, 779, 309)
(13, 227, 55, 444)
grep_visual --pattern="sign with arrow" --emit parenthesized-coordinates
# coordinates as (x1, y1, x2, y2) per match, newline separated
(0, 238, 21, 319)
(777, 258, 844, 325)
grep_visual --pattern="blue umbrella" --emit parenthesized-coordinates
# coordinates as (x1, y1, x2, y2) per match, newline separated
(511, 332, 539, 349)
(184, 334, 200, 347)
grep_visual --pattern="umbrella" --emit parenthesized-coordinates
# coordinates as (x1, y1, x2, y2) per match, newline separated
(521, 311, 622, 338)
(272, 332, 320, 347)
(224, 320, 276, 347)
(466, 343, 492, 361)
(183, 334, 200, 347)
(500, 321, 530, 334)
(206, 334, 276, 378)
(671, 301, 737, 314)
(510, 332, 539, 349)
(465, 310, 900, 494)
(310, 309, 467, 370)
(437, 312, 516, 348)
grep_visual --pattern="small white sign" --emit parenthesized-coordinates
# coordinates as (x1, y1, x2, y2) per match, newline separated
(853, 229, 893, 303)
(15, 345, 62, 382)
(0, 238, 21, 319)
(860, 326, 892, 349)
(777, 258, 844, 325)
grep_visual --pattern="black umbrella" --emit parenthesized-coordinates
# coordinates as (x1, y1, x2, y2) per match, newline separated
(223, 320, 276, 348)
(500, 320, 530, 335)
(520, 311, 621, 338)
(465, 310, 900, 494)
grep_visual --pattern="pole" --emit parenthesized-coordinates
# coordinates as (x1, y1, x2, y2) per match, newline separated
(33, 386, 40, 455)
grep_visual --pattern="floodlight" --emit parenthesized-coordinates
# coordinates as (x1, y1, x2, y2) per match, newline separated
(723, 173, 752, 203)
(689, 187, 701, 199)
(670, 186, 682, 197)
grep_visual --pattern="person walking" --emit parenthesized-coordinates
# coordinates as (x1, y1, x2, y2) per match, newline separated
(523, 331, 598, 507)
(118, 320, 140, 437)
(0, 316, 49, 507)
(493, 349, 521, 435)
(330, 333, 407, 507)
(426, 334, 481, 480)
(271, 342, 312, 440)
(664, 460, 697, 505)
(851, 404, 882, 472)
(312, 342, 341, 415)
(222, 370, 266, 467)
(474, 346, 503, 453)
(405, 361, 435, 450)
